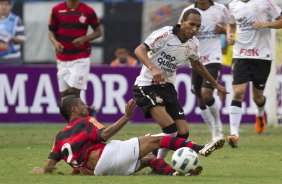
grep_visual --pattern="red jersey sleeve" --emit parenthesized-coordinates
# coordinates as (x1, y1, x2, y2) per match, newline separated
(48, 7, 58, 32)
(87, 117, 105, 141)
(48, 139, 62, 161)
(89, 9, 100, 30)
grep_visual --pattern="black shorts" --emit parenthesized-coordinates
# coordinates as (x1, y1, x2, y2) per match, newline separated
(191, 63, 222, 97)
(232, 59, 271, 90)
(132, 83, 185, 120)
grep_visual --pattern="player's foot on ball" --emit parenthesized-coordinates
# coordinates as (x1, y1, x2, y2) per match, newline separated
(255, 114, 266, 134)
(226, 135, 239, 148)
(199, 137, 225, 157)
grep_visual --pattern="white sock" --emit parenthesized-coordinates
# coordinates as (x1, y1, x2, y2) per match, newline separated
(256, 105, 265, 117)
(229, 106, 242, 137)
(157, 132, 177, 159)
(208, 102, 223, 139)
(200, 108, 214, 135)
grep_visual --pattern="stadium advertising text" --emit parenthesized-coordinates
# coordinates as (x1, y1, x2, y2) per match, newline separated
(0, 65, 280, 123)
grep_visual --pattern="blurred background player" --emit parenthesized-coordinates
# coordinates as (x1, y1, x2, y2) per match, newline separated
(226, 0, 282, 148)
(32, 95, 225, 176)
(48, 0, 102, 98)
(179, 0, 230, 141)
(110, 46, 138, 67)
(132, 8, 228, 160)
(0, 0, 25, 64)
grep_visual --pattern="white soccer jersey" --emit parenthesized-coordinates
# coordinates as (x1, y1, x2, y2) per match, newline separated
(134, 26, 200, 86)
(179, 3, 230, 65)
(229, 0, 282, 60)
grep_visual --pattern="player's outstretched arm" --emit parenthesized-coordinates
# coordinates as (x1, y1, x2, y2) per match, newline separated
(32, 158, 59, 175)
(100, 99, 137, 141)
(191, 59, 229, 101)
(252, 15, 282, 29)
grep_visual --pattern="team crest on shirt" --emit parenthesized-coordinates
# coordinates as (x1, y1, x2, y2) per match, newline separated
(79, 15, 87, 23)
(184, 45, 192, 57)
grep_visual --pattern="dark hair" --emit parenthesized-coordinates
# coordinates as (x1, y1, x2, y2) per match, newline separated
(0, 0, 11, 4)
(58, 95, 79, 121)
(195, 0, 214, 7)
(181, 8, 201, 21)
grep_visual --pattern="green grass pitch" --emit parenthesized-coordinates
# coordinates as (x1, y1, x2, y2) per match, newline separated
(0, 123, 282, 184)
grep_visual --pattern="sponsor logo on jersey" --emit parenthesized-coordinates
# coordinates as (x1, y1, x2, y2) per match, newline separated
(197, 26, 217, 39)
(236, 16, 254, 31)
(200, 55, 210, 64)
(58, 10, 67, 13)
(150, 32, 169, 48)
(157, 52, 178, 73)
(239, 48, 259, 56)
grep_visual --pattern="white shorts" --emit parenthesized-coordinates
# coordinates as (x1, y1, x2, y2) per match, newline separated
(94, 138, 140, 175)
(57, 57, 90, 92)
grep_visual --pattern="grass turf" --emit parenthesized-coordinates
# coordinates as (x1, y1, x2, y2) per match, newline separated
(0, 123, 282, 184)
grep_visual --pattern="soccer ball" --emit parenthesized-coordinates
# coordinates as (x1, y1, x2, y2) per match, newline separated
(171, 147, 199, 174)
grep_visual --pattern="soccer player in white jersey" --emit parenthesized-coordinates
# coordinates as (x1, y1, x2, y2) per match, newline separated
(179, 0, 229, 141)
(132, 8, 228, 160)
(226, 0, 282, 148)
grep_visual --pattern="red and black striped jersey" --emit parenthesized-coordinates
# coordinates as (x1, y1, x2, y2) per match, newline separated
(48, 116, 106, 168)
(49, 2, 100, 61)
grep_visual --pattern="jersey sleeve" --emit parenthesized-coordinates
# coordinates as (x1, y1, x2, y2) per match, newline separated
(228, 4, 236, 25)
(14, 17, 25, 41)
(144, 27, 169, 51)
(187, 37, 201, 62)
(265, 0, 282, 19)
(89, 9, 100, 30)
(87, 117, 105, 141)
(48, 139, 62, 161)
(48, 7, 58, 32)
(221, 4, 230, 24)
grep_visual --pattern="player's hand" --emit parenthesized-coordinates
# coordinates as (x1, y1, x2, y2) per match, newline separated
(72, 37, 86, 47)
(32, 167, 44, 174)
(252, 22, 269, 29)
(215, 23, 226, 34)
(227, 33, 235, 45)
(215, 83, 229, 101)
(124, 99, 137, 119)
(54, 41, 64, 53)
(150, 65, 165, 84)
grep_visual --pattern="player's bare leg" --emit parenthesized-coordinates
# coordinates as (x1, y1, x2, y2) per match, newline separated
(150, 106, 177, 159)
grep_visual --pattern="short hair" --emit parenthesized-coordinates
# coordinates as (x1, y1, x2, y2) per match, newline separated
(0, 0, 11, 4)
(195, 0, 214, 7)
(181, 8, 201, 21)
(58, 95, 79, 121)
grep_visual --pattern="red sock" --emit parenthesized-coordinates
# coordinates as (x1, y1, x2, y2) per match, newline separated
(150, 157, 175, 175)
(160, 136, 203, 152)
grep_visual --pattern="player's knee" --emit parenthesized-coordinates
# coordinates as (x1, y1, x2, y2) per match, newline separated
(233, 89, 245, 101)
(202, 91, 213, 103)
(253, 95, 266, 107)
(162, 123, 178, 134)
